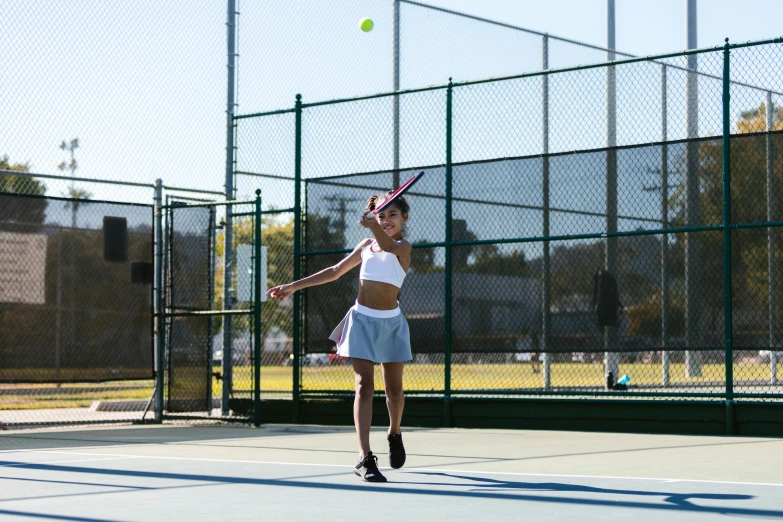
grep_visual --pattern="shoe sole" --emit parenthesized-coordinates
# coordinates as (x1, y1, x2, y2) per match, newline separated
(354, 467, 387, 482)
(390, 458, 405, 469)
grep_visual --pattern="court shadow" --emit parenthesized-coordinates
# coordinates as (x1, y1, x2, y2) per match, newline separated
(399, 471, 754, 509)
(1, 460, 781, 519)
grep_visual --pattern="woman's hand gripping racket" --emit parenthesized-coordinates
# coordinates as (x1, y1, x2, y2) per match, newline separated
(359, 170, 424, 226)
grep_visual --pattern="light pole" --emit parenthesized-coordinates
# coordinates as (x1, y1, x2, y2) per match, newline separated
(58, 138, 82, 228)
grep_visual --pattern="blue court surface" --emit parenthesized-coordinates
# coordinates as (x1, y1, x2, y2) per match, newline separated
(1, 424, 782, 521)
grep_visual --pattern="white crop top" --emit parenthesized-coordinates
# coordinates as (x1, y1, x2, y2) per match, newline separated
(359, 241, 407, 288)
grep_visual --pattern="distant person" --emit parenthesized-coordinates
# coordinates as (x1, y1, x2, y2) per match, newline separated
(530, 334, 541, 374)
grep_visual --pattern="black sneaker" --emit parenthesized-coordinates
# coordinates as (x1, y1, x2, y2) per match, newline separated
(354, 452, 387, 482)
(387, 432, 406, 469)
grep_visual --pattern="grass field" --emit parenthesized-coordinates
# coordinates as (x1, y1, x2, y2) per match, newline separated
(2, 362, 781, 410)
(248, 362, 783, 393)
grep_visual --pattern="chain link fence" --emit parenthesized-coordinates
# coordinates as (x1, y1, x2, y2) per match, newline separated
(3, 2, 783, 428)
(0, 191, 154, 427)
(160, 195, 272, 424)
(236, 38, 783, 402)
(2, 0, 229, 428)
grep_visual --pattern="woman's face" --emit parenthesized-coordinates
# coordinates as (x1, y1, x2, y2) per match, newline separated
(375, 203, 407, 237)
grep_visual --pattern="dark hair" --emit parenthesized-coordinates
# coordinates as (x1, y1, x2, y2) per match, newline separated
(365, 191, 410, 214)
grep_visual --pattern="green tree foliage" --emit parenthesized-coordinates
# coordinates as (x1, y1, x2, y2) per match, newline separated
(0, 155, 47, 232)
(411, 219, 527, 276)
(549, 242, 604, 311)
(214, 214, 296, 341)
(458, 249, 527, 277)
(656, 102, 783, 336)
(213, 211, 351, 348)
(0, 155, 45, 195)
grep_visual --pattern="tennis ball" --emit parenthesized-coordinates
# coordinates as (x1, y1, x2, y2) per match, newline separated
(359, 17, 374, 32)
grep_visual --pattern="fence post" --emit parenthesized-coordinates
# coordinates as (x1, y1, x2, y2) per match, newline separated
(722, 39, 735, 435)
(222, 0, 238, 416)
(208, 207, 217, 413)
(253, 190, 263, 427)
(444, 79, 453, 426)
(153, 178, 164, 423)
(685, 12, 702, 378)
(767, 90, 779, 385)
(661, 64, 671, 387)
(293, 94, 303, 422)
(541, 34, 552, 390)
(604, 4, 619, 384)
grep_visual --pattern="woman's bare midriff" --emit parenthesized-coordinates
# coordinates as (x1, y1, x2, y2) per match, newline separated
(357, 279, 400, 310)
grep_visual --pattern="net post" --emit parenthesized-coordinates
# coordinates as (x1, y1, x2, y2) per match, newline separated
(153, 178, 164, 423)
(253, 190, 263, 427)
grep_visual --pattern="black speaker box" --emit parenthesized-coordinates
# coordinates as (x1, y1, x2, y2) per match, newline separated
(103, 216, 127, 262)
(131, 261, 153, 284)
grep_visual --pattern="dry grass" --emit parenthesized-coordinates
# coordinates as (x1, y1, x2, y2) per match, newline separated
(2, 362, 780, 410)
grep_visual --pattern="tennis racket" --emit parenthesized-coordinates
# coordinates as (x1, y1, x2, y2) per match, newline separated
(367, 170, 424, 216)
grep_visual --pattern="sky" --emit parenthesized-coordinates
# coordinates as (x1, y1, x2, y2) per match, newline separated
(1, 0, 782, 210)
(424, 0, 781, 57)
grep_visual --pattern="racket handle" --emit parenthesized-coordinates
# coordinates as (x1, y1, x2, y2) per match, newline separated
(357, 210, 374, 228)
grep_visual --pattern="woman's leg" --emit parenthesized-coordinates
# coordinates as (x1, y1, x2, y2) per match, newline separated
(352, 357, 375, 457)
(381, 362, 405, 434)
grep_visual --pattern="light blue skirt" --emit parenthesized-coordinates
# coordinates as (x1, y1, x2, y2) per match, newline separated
(329, 302, 412, 363)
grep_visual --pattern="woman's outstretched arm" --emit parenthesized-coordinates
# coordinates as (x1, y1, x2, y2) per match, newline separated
(266, 238, 372, 301)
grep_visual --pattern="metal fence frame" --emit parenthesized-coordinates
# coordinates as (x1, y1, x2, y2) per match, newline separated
(0, 171, 227, 429)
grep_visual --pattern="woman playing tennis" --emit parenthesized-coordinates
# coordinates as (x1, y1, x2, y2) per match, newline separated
(266, 191, 412, 483)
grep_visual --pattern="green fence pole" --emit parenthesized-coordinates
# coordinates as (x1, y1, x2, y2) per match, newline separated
(722, 39, 735, 435)
(293, 94, 302, 422)
(253, 189, 262, 427)
(153, 179, 164, 423)
(444, 79, 453, 427)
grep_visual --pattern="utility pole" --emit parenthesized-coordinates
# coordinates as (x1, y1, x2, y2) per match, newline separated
(57, 137, 81, 388)
(324, 194, 361, 241)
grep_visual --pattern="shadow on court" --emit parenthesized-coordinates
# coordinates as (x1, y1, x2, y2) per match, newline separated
(0, 460, 780, 519)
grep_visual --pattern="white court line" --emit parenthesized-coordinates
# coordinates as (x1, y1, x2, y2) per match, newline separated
(17, 450, 783, 488)
(0, 456, 140, 468)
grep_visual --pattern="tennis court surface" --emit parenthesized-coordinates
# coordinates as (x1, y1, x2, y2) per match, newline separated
(1, 424, 782, 521)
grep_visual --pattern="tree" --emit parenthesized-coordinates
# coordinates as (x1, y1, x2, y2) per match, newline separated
(0, 155, 45, 195)
(458, 249, 527, 277)
(627, 295, 685, 339)
(0, 155, 47, 232)
(548, 242, 604, 311)
(214, 214, 295, 343)
(213, 211, 351, 352)
(57, 139, 92, 227)
(668, 101, 783, 338)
